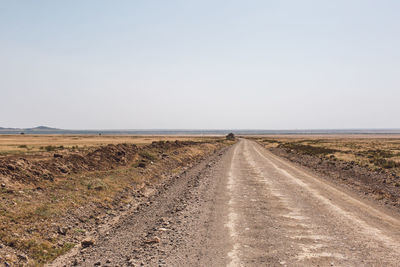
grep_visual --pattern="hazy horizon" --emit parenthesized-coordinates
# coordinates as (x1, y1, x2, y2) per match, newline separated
(2, 1, 400, 129)
(2, 125, 400, 132)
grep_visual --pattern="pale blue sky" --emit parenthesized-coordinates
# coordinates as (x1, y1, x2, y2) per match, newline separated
(1, 1, 399, 129)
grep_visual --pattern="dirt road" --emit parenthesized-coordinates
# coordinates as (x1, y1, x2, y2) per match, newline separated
(54, 139, 400, 266)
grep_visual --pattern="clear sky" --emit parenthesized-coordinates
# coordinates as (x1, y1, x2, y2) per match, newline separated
(1, 1, 399, 130)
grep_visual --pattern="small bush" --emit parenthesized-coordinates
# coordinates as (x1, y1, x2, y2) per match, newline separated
(139, 151, 157, 161)
(34, 206, 52, 217)
(18, 145, 28, 149)
(262, 139, 280, 144)
(367, 149, 395, 158)
(131, 161, 140, 168)
(372, 158, 398, 169)
(19, 239, 75, 263)
(278, 143, 338, 156)
(43, 145, 57, 152)
(87, 179, 108, 191)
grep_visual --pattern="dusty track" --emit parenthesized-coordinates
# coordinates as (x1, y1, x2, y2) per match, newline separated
(53, 139, 400, 266)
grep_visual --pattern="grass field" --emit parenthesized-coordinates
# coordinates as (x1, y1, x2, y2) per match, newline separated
(0, 135, 221, 156)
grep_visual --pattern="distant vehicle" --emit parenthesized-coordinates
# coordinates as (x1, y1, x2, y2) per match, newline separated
(226, 133, 235, 140)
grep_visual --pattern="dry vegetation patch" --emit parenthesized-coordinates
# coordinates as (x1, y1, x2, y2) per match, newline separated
(0, 135, 217, 157)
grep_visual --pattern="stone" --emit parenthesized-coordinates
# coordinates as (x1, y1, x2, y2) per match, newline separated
(59, 167, 68, 173)
(81, 238, 95, 248)
(1, 183, 5, 188)
(127, 258, 136, 266)
(17, 254, 28, 261)
(6, 165, 15, 171)
(138, 162, 146, 168)
(144, 236, 160, 244)
(58, 226, 68, 235)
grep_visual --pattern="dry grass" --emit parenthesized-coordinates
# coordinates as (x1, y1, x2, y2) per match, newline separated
(0, 135, 221, 156)
(251, 135, 400, 173)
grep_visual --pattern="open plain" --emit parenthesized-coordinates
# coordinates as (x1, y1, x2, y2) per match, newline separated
(1, 135, 400, 266)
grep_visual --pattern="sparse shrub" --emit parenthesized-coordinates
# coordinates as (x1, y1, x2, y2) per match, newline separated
(18, 145, 28, 149)
(138, 162, 146, 168)
(131, 161, 140, 168)
(18, 238, 75, 263)
(44, 145, 57, 152)
(262, 139, 280, 144)
(367, 149, 395, 158)
(372, 158, 398, 169)
(87, 179, 108, 191)
(34, 206, 52, 217)
(139, 151, 157, 161)
(278, 142, 338, 156)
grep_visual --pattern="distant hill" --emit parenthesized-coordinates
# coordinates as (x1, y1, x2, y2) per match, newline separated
(26, 126, 60, 131)
(0, 126, 61, 134)
(1, 127, 400, 135)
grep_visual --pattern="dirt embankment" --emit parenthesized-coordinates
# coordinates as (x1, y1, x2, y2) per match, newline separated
(269, 145, 400, 210)
(0, 144, 139, 184)
(0, 140, 205, 185)
(0, 139, 231, 266)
